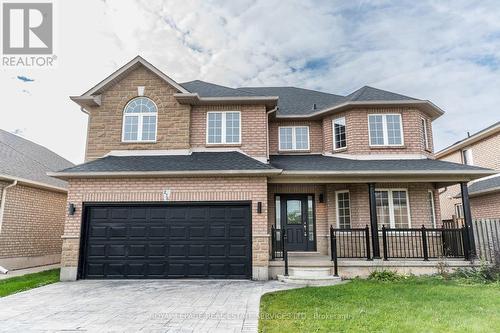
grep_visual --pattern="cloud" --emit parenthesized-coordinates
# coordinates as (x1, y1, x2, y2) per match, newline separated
(1, 0, 500, 163)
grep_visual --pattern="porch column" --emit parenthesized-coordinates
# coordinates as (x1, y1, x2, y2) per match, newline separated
(460, 182, 476, 257)
(368, 183, 380, 258)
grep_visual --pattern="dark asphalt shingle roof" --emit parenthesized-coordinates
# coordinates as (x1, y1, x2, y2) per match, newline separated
(180, 80, 420, 116)
(468, 175, 500, 195)
(58, 152, 275, 173)
(269, 154, 491, 172)
(0, 129, 73, 188)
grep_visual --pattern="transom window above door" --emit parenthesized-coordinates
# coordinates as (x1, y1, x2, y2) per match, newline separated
(368, 114, 403, 146)
(206, 111, 241, 144)
(122, 97, 158, 142)
(279, 126, 310, 151)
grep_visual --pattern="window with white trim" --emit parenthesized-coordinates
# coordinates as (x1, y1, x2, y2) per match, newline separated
(428, 190, 437, 228)
(462, 149, 474, 166)
(421, 118, 430, 150)
(206, 111, 241, 144)
(279, 126, 309, 150)
(454, 203, 464, 219)
(332, 117, 347, 150)
(122, 97, 157, 142)
(368, 114, 403, 146)
(375, 189, 410, 228)
(336, 191, 351, 228)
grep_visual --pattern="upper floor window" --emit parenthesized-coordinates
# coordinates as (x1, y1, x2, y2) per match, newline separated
(368, 114, 403, 146)
(206, 111, 241, 144)
(279, 126, 309, 151)
(122, 97, 157, 142)
(332, 117, 347, 150)
(375, 189, 410, 228)
(462, 149, 474, 165)
(421, 118, 430, 150)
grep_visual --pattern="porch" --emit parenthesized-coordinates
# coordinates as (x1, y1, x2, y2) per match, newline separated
(267, 181, 478, 279)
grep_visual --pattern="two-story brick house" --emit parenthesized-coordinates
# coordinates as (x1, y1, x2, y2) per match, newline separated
(437, 121, 500, 220)
(52, 56, 493, 281)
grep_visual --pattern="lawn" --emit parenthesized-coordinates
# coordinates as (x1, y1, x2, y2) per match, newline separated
(0, 269, 60, 297)
(259, 277, 500, 332)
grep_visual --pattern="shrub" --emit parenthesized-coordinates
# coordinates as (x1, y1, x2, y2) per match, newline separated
(368, 270, 408, 282)
(450, 259, 500, 284)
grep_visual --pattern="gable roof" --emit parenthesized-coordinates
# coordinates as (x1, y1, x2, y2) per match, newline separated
(345, 86, 418, 102)
(436, 121, 500, 158)
(0, 129, 74, 190)
(468, 174, 500, 197)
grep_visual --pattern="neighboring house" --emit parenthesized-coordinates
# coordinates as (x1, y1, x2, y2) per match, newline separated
(52, 56, 493, 281)
(436, 121, 500, 220)
(0, 130, 73, 271)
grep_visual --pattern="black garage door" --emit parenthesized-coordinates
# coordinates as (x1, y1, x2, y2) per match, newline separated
(80, 203, 251, 279)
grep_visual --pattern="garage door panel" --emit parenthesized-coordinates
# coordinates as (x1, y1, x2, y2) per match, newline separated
(82, 203, 251, 279)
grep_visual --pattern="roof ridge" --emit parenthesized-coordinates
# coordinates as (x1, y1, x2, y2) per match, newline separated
(238, 86, 343, 97)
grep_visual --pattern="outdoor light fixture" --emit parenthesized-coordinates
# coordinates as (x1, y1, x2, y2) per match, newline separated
(68, 203, 76, 215)
(319, 193, 325, 203)
(257, 202, 262, 214)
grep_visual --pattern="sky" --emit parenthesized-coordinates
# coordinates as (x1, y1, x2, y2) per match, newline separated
(1, 0, 500, 164)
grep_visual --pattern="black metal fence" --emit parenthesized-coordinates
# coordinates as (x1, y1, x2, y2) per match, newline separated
(271, 225, 284, 259)
(330, 226, 371, 259)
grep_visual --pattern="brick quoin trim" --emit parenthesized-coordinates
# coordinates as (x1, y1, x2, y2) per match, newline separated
(60, 177, 269, 276)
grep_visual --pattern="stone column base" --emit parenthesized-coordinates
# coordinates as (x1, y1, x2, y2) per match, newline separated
(252, 266, 269, 280)
(60, 267, 78, 281)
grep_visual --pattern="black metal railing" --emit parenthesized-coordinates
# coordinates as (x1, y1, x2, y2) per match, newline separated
(271, 225, 288, 276)
(331, 225, 371, 259)
(381, 225, 469, 260)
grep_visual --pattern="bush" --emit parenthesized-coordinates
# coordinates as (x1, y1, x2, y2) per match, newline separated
(450, 260, 500, 284)
(368, 270, 408, 282)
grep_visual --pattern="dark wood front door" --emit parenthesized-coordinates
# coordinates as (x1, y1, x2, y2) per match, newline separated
(281, 195, 315, 251)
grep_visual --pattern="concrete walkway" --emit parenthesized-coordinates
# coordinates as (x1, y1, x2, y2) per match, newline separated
(0, 264, 59, 280)
(0, 279, 297, 332)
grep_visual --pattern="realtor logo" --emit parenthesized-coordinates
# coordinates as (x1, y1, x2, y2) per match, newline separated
(2, 2, 53, 54)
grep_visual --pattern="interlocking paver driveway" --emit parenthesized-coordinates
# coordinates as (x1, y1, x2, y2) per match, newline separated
(0, 280, 295, 333)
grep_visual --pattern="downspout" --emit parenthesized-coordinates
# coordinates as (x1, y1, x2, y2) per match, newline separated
(0, 180, 17, 274)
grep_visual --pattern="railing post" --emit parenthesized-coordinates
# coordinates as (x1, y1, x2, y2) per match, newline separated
(368, 183, 381, 258)
(271, 225, 276, 260)
(283, 228, 288, 276)
(421, 225, 429, 261)
(460, 182, 476, 258)
(382, 225, 388, 260)
(331, 226, 338, 276)
(462, 226, 470, 261)
(365, 225, 371, 260)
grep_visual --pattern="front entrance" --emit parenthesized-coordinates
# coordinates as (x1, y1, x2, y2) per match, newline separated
(280, 194, 316, 251)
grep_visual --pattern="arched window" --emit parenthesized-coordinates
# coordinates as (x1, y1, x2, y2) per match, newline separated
(122, 97, 157, 142)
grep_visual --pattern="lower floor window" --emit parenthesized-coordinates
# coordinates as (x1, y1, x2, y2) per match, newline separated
(454, 203, 464, 219)
(375, 189, 410, 228)
(336, 191, 351, 228)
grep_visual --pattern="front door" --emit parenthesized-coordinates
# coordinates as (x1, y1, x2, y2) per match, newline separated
(281, 195, 315, 251)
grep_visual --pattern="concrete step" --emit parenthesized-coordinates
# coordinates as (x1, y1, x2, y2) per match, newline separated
(277, 274, 342, 286)
(289, 267, 332, 277)
(287, 251, 323, 257)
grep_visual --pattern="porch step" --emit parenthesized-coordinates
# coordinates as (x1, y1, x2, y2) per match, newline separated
(277, 274, 342, 286)
(288, 251, 322, 257)
(289, 254, 332, 267)
(289, 267, 331, 277)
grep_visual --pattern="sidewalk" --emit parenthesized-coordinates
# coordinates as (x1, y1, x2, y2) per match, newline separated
(0, 264, 59, 280)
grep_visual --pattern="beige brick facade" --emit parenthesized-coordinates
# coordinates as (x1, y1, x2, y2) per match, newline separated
(0, 183, 67, 270)
(84, 66, 191, 161)
(60, 177, 269, 279)
(269, 120, 324, 154)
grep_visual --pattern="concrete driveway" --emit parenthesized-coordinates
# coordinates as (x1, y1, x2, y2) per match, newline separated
(0, 280, 293, 333)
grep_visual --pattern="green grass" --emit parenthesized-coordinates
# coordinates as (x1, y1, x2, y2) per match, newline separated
(259, 277, 500, 332)
(0, 269, 59, 297)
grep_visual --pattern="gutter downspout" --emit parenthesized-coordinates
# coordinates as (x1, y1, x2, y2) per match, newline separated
(0, 180, 17, 274)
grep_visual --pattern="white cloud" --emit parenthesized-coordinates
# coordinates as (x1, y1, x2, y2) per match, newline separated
(1, 0, 499, 163)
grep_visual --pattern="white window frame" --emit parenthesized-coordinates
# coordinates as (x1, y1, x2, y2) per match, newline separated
(454, 203, 464, 219)
(462, 149, 474, 166)
(421, 117, 430, 150)
(335, 190, 351, 229)
(368, 114, 404, 147)
(278, 126, 310, 151)
(375, 188, 412, 228)
(121, 98, 158, 143)
(428, 190, 437, 228)
(205, 111, 241, 145)
(332, 117, 347, 151)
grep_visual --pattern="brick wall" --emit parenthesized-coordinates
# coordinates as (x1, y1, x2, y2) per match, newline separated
(0, 184, 66, 260)
(471, 193, 500, 219)
(323, 107, 434, 157)
(268, 119, 323, 154)
(61, 177, 269, 272)
(84, 65, 191, 161)
(190, 104, 268, 159)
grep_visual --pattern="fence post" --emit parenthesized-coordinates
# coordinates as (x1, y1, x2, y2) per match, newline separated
(331, 226, 338, 276)
(462, 226, 470, 261)
(365, 225, 371, 260)
(382, 225, 388, 260)
(283, 228, 288, 276)
(421, 225, 429, 261)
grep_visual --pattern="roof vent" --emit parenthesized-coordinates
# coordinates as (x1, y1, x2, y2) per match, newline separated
(467, 131, 471, 138)
(312, 103, 317, 110)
